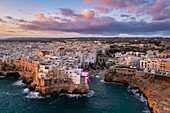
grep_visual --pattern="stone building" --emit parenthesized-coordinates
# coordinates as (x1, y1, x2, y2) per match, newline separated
(140, 58, 170, 73)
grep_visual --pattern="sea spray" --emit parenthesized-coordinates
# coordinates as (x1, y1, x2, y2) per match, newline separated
(12, 79, 25, 86)
(59, 90, 95, 99)
(26, 91, 44, 99)
(127, 87, 150, 113)
(22, 88, 29, 94)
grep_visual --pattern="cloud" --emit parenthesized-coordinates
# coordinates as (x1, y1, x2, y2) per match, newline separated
(83, 0, 170, 21)
(93, 6, 109, 13)
(5, 16, 13, 19)
(21, 16, 170, 35)
(128, 6, 136, 13)
(82, 9, 95, 19)
(130, 17, 136, 20)
(120, 14, 130, 18)
(137, 0, 170, 20)
(59, 8, 95, 19)
(18, 19, 27, 23)
(60, 8, 77, 17)
(48, 18, 56, 23)
(34, 13, 46, 20)
(5, 16, 27, 23)
(83, 0, 148, 13)
(82, 0, 97, 4)
(0, 18, 7, 23)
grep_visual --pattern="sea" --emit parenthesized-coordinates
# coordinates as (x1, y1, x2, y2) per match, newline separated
(0, 75, 150, 113)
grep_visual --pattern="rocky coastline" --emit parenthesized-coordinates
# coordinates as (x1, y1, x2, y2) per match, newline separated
(104, 68, 170, 113)
(0, 70, 89, 96)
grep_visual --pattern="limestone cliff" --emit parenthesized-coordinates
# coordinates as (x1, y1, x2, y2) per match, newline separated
(0, 64, 89, 96)
(104, 68, 170, 113)
(29, 77, 89, 96)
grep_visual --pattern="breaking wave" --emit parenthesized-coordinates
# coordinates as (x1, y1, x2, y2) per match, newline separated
(25, 91, 44, 99)
(22, 88, 29, 94)
(128, 87, 150, 113)
(131, 89, 147, 103)
(59, 90, 95, 99)
(25, 90, 95, 100)
(23, 88, 47, 99)
(12, 80, 25, 86)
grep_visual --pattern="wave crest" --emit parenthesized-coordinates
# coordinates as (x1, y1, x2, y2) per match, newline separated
(26, 91, 44, 99)
(12, 80, 25, 86)
(59, 90, 95, 99)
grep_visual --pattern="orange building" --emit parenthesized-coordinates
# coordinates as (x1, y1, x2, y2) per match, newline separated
(159, 60, 170, 71)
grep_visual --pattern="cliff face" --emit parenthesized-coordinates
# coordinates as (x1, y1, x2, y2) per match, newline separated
(104, 69, 170, 113)
(0, 65, 89, 96)
(29, 77, 89, 96)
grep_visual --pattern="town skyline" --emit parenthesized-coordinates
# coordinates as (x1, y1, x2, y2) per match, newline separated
(0, 0, 170, 38)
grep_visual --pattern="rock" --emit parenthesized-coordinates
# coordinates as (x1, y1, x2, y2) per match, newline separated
(104, 68, 170, 113)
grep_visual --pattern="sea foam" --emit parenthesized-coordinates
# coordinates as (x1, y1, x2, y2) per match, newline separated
(12, 80, 25, 86)
(22, 88, 29, 94)
(26, 91, 44, 99)
(128, 87, 150, 113)
(22, 88, 44, 99)
(131, 89, 147, 102)
(59, 90, 95, 99)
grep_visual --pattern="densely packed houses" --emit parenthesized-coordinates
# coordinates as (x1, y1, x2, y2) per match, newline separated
(0, 41, 110, 88)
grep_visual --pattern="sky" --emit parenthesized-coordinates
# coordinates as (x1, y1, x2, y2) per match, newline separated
(0, 0, 170, 38)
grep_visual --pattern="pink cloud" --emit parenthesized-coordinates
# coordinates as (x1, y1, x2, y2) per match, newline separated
(137, 0, 167, 14)
(137, 6, 145, 13)
(151, 0, 166, 12)
(34, 13, 46, 20)
(137, 0, 169, 20)
(48, 18, 56, 23)
(82, 9, 95, 19)
(93, 6, 109, 13)
(21, 15, 170, 36)
(60, 8, 95, 20)
(128, 6, 136, 13)
(82, 0, 97, 4)
(83, 0, 148, 13)
(83, 0, 170, 21)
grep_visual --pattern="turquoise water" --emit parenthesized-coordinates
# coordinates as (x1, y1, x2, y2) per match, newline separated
(0, 76, 150, 113)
